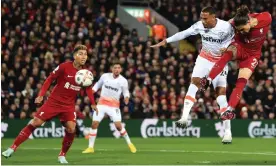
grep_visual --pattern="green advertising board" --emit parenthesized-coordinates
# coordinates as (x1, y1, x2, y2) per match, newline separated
(1, 119, 275, 139)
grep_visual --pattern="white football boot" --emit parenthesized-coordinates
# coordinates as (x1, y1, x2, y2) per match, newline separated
(222, 130, 232, 144)
(2, 148, 14, 158)
(175, 118, 189, 128)
(58, 156, 69, 164)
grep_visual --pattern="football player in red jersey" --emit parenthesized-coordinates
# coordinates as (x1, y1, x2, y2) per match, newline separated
(2, 45, 98, 164)
(200, 5, 272, 120)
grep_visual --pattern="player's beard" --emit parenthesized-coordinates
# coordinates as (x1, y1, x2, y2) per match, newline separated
(80, 60, 86, 65)
(113, 72, 120, 77)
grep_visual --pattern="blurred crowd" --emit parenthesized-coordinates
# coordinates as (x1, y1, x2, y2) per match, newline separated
(1, 0, 276, 120)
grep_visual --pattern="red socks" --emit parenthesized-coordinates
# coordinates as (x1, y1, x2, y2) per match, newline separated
(209, 51, 233, 80)
(10, 123, 75, 157)
(228, 78, 247, 108)
(59, 131, 75, 156)
(11, 124, 36, 150)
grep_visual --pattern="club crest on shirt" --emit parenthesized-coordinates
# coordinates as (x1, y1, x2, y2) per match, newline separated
(218, 32, 225, 37)
(204, 29, 209, 33)
(260, 28, 263, 34)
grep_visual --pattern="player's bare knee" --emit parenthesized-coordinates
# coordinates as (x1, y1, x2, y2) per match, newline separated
(216, 87, 226, 97)
(91, 121, 99, 129)
(238, 68, 253, 79)
(114, 122, 122, 131)
(66, 127, 75, 133)
(191, 77, 201, 88)
(31, 117, 44, 127)
(64, 121, 76, 133)
(116, 126, 122, 131)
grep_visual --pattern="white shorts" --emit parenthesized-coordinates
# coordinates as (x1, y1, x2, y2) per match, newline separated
(92, 105, 122, 122)
(191, 56, 228, 88)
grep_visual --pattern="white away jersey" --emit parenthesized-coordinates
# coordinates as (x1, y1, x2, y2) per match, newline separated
(92, 73, 130, 108)
(166, 19, 234, 62)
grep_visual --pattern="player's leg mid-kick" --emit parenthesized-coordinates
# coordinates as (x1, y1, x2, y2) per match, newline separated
(2, 45, 97, 164)
(200, 46, 237, 121)
(150, 6, 233, 144)
(200, 5, 271, 121)
(58, 119, 76, 164)
(1, 116, 44, 158)
(1, 106, 77, 164)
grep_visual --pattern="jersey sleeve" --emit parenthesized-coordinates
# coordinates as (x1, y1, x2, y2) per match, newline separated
(222, 24, 235, 48)
(92, 74, 105, 92)
(257, 12, 272, 27)
(85, 86, 95, 105)
(122, 79, 130, 98)
(166, 21, 200, 43)
(38, 63, 65, 96)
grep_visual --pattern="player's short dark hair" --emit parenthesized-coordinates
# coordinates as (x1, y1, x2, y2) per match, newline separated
(234, 5, 250, 27)
(73, 45, 87, 54)
(201, 6, 216, 15)
(111, 59, 122, 67)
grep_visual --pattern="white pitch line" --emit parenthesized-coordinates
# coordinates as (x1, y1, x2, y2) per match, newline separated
(11, 147, 276, 156)
(143, 149, 276, 156)
(195, 160, 211, 164)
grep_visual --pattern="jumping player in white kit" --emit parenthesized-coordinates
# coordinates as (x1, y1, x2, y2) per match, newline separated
(82, 60, 137, 153)
(151, 6, 234, 144)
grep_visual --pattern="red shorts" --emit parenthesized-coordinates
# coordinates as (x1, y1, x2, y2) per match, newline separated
(35, 100, 76, 122)
(231, 41, 260, 72)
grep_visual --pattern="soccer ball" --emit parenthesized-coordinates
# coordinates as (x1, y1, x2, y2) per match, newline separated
(75, 69, 94, 87)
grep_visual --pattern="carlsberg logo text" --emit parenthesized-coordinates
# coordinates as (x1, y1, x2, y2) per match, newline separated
(141, 119, 200, 138)
(248, 121, 276, 138)
(33, 121, 65, 138)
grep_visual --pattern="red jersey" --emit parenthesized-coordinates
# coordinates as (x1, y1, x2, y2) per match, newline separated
(234, 12, 272, 54)
(38, 61, 95, 108)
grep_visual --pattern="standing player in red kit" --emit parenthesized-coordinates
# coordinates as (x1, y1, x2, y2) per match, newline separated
(200, 5, 272, 120)
(2, 45, 97, 164)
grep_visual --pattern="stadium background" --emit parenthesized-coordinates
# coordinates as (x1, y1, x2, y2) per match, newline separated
(1, 0, 276, 165)
(1, 0, 275, 122)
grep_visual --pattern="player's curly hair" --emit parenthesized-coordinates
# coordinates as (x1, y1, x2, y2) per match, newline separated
(73, 45, 87, 54)
(234, 5, 250, 27)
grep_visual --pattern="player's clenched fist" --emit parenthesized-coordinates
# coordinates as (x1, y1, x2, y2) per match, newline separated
(35, 96, 44, 104)
(91, 104, 98, 115)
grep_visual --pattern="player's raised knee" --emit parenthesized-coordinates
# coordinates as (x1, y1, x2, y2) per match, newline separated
(114, 122, 122, 131)
(66, 126, 76, 133)
(216, 87, 226, 96)
(91, 121, 99, 129)
(191, 77, 201, 88)
(31, 117, 45, 127)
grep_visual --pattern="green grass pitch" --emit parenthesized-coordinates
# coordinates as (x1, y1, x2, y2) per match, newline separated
(1, 138, 276, 165)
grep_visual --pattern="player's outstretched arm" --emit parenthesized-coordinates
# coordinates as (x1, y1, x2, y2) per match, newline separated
(86, 87, 98, 115)
(150, 22, 199, 48)
(35, 75, 56, 105)
(37, 75, 55, 98)
(124, 97, 129, 105)
(150, 39, 167, 48)
(35, 64, 64, 104)
(122, 79, 130, 105)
